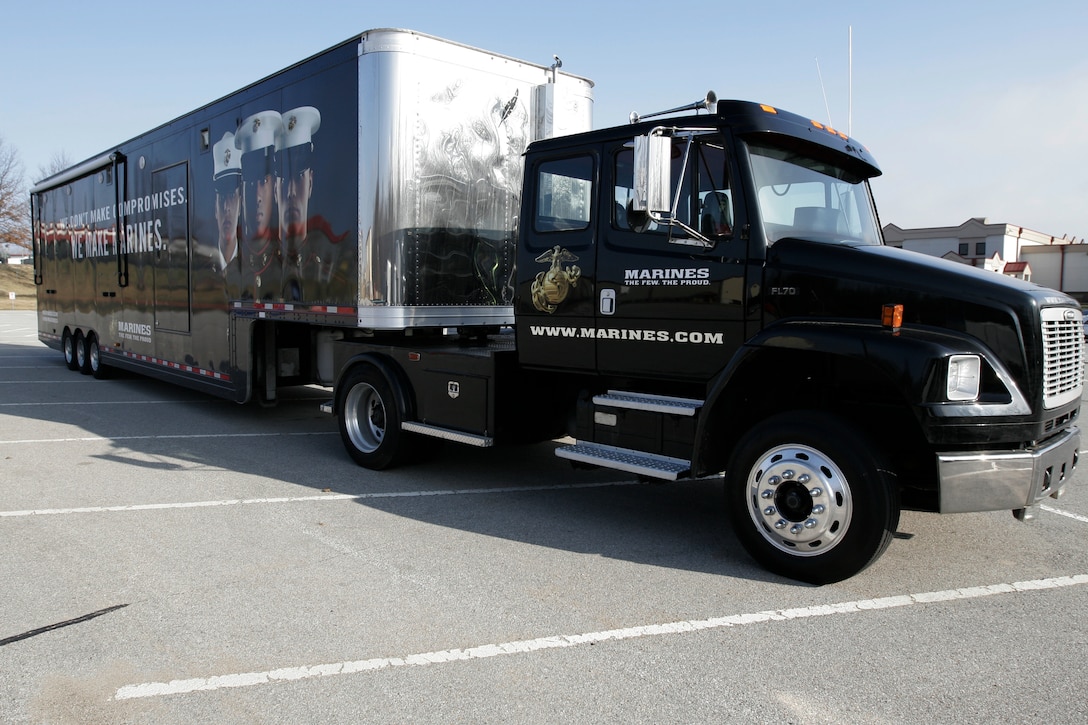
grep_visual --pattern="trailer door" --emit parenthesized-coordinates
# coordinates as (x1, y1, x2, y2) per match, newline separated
(152, 162, 191, 333)
(93, 167, 119, 321)
(32, 189, 66, 334)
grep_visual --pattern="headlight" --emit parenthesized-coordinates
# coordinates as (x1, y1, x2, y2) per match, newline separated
(947, 355, 981, 401)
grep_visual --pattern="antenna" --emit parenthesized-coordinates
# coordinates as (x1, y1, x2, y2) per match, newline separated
(816, 26, 855, 135)
(815, 57, 834, 127)
(848, 25, 853, 136)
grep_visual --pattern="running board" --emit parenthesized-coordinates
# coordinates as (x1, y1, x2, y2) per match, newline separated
(593, 390, 702, 416)
(555, 442, 690, 480)
(401, 421, 493, 447)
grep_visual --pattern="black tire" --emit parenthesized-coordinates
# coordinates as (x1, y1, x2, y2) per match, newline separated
(74, 331, 88, 373)
(725, 411, 899, 585)
(84, 333, 109, 379)
(62, 330, 80, 371)
(337, 364, 405, 470)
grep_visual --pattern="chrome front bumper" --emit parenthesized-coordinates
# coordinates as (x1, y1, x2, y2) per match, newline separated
(937, 427, 1080, 514)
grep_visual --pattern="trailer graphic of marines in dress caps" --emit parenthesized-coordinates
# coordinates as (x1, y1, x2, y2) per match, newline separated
(235, 110, 283, 300)
(276, 106, 321, 301)
(211, 131, 242, 274)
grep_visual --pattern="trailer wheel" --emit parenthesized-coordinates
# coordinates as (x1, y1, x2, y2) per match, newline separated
(83, 333, 108, 379)
(725, 411, 899, 585)
(74, 331, 88, 373)
(338, 365, 405, 470)
(62, 330, 80, 371)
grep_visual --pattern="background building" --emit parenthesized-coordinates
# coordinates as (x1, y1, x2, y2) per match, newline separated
(883, 218, 1087, 303)
(1, 241, 31, 264)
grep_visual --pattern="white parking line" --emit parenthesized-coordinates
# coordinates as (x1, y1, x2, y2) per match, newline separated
(0, 400, 218, 407)
(0, 380, 92, 384)
(0, 366, 66, 369)
(0, 431, 337, 445)
(114, 574, 1088, 701)
(1041, 504, 1088, 524)
(0, 481, 641, 518)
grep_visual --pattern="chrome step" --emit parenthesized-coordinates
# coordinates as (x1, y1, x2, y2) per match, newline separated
(555, 441, 690, 480)
(402, 421, 493, 447)
(593, 390, 702, 416)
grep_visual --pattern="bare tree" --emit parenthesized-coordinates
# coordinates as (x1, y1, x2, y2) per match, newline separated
(0, 134, 30, 253)
(37, 150, 74, 183)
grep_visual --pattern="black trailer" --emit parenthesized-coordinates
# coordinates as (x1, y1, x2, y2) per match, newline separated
(31, 28, 592, 402)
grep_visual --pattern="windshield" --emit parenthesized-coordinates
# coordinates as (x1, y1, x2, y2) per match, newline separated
(745, 139, 882, 246)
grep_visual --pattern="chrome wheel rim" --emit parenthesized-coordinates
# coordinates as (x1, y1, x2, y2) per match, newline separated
(344, 383, 385, 454)
(745, 443, 852, 556)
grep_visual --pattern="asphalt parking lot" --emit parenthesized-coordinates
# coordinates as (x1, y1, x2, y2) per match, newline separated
(2, 308, 1087, 724)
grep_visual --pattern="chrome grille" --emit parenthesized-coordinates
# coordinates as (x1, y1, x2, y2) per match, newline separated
(1041, 307, 1084, 410)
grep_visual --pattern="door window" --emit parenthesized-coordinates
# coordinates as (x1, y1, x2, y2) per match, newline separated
(534, 155, 594, 234)
(613, 136, 733, 243)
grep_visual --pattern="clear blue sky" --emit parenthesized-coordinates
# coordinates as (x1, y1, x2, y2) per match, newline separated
(2, 0, 1085, 239)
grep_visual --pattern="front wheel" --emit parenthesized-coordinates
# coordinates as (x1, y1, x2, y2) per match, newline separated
(337, 364, 405, 470)
(725, 411, 899, 585)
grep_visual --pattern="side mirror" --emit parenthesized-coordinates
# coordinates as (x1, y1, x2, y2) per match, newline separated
(632, 135, 671, 219)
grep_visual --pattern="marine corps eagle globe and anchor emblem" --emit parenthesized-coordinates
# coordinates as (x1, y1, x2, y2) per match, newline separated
(531, 245, 581, 313)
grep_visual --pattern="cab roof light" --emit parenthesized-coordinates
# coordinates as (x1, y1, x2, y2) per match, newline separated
(760, 104, 778, 114)
(882, 303, 904, 331)
(808, 118, 850, 140)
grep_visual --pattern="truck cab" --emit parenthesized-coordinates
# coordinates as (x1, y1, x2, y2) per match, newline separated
(508, 99, 1081, 583)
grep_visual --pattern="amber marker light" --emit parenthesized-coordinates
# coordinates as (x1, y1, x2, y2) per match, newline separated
(882, 303, 904, 330)
(760, 104, 778, 114)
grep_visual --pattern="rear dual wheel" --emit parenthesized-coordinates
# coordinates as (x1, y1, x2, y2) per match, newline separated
(336, 363, 442, 470)
(338, 365, 405, 470)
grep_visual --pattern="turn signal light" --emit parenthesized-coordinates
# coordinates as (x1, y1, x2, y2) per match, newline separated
(882, 303, 903, 330)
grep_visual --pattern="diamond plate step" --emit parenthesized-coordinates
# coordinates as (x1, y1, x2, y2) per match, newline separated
(555, 441, 690, 480)
(593, 391, 702, 416)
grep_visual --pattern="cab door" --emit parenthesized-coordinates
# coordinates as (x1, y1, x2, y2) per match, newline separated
(515, 151, 598, 373)
(595, 132, 752, 382)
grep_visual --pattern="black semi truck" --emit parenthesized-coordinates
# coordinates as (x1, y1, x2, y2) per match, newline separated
(32, 29, 1081, 583)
